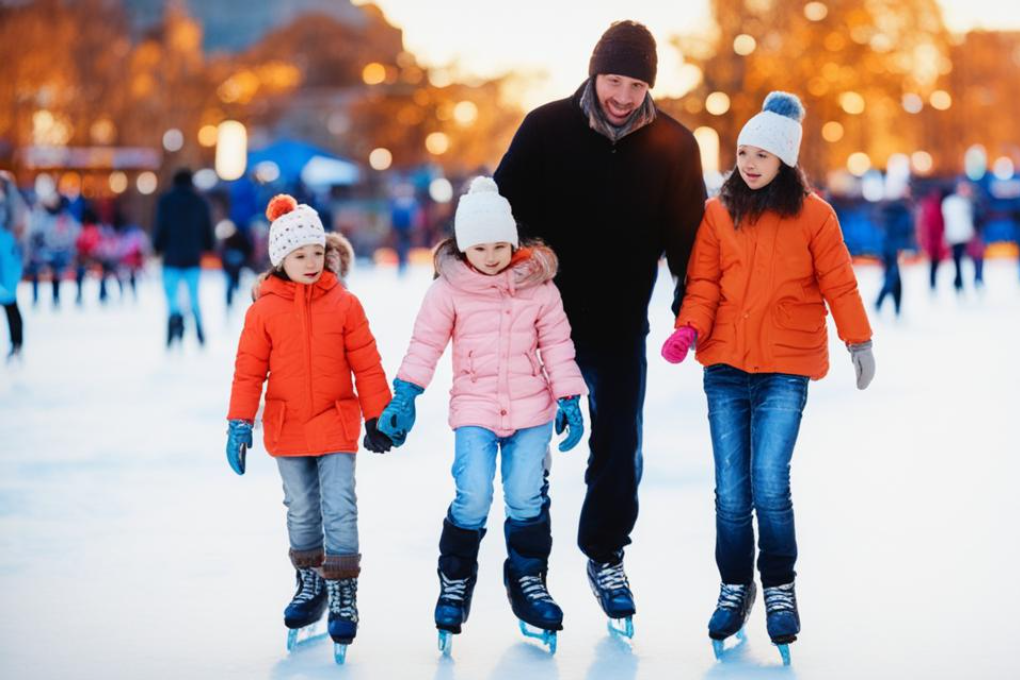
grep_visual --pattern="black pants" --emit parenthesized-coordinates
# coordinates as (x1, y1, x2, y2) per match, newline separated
(951, 243, 967, 291)
(4, 302, 23, 351)
(875, 253, 902, 315)
(575, 335, 648, 563)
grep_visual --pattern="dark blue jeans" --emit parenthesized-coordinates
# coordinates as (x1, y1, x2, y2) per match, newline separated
(703, 364, 808, 587)
(576, 336, 648, 563)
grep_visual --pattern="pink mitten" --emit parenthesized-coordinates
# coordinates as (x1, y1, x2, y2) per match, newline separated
(661, 325, 697, 364)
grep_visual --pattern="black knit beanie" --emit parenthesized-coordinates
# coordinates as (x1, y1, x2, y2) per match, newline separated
(588, 20, 657, 88)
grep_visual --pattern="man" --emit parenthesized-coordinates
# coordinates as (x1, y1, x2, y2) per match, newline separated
(153, 168, 214, 347)
(494, 20, 706, 628)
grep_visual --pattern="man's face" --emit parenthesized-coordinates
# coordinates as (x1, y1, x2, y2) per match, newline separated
(594, 74, 650, 126)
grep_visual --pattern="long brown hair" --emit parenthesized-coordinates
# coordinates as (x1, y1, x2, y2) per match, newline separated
(719, 162, 811, 228)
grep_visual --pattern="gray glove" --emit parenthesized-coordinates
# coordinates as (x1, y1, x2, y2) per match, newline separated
(847, 340, 875, 390)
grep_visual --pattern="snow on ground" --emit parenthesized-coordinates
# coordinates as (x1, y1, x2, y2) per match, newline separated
(1, 258, 1018, 679)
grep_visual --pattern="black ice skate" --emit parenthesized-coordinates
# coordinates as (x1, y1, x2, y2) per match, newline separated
(326, 578, 359, 665)
(587, 553, 636, 638)
(284, 567, 328, 651)
(708, 582, 756, 659)
(504, 563, 562, 654)
(435, 568, 478, 654)
(764, 582, 800, 666)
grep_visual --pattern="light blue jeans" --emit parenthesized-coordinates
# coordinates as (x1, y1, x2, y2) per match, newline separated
(449, 422, 553, 531)
(161, 266, 202, 326)
(276, 452, 358, 556)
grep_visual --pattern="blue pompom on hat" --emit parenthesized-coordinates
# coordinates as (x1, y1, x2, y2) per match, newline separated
(737, 91, 805, 167)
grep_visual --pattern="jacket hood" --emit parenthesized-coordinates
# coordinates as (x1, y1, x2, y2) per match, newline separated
(434, 239, 558, 294)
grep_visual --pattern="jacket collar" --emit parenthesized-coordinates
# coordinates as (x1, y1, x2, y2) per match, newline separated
(259, 270, 339, 301)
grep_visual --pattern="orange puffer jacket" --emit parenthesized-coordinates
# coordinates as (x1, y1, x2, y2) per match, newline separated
(227, 271, 391, 456)
(676, 193, 872, 380)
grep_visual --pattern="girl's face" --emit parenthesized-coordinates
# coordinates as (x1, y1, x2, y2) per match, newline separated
(464, 242, 513, 275)
(737, 145, 782, 190)
(282, 244, 326, 284)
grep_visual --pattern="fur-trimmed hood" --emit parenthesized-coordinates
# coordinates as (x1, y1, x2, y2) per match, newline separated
(252, 231, 354, 301)
(433, 239, 558, 294)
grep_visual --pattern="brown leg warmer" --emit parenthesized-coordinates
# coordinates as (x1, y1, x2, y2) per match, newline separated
(321, 553, 361, 579)
(289, 547, 325, 569)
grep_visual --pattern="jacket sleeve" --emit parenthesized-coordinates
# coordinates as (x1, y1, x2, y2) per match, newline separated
(227, 304, 271, 421)
(810, 209, 873, 345)
(676, 210, 722, 340)
(343, 293, 392, 421)
(663, 140, 708, 316)
(535, 284, 588, 399)
(494, 111, 544, 240)
(396, 281, 455, 390)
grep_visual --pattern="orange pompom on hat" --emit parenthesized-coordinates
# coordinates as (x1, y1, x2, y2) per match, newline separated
(266, 193, 326, 267)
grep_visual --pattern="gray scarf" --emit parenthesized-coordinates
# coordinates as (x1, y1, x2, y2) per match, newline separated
(579, 78, 656, 143)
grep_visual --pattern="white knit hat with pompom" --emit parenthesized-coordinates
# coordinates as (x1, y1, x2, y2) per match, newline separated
(454, 176, 519, 252)
(736, 91, 806, 167)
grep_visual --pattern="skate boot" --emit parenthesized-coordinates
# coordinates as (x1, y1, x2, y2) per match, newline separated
(587, 551, 636, 638)
(166, 313, 184, 348)
(326, 577, 358, 664)
(435, 518, 485, 654)
(435, 568, 478, 634)
(504, 563, 562, 653)
(283, 567, 328, 650)
(763, 582, 799, 665)
(708, 582, 756, 659)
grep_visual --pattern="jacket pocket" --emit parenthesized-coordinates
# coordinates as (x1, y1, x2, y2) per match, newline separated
(263, 399, 286, 446)
(774, 302, 826, 332)
(527, 349, 541, 377)
(334, 398, 362, 441)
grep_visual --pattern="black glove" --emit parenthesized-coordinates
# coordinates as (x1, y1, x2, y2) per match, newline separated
(363, 418, 393, 454)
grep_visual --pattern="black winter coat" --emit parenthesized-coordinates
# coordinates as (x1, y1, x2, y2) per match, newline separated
(153, 186, 214, 268)
(494, 85, 706, 345)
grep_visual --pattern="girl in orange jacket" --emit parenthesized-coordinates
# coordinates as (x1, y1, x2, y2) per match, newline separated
(225, 195, 392, 662)
(661, 92, 875, 664)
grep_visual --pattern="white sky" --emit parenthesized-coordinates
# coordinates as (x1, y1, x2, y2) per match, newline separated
(354, 0, 1020, 109)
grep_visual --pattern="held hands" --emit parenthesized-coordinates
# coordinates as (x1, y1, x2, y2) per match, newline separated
(226, 419, 253, 475)
(377, 378, 425, 446)
(661, 325, 697, 364)
(555, 396, 585, 452)
(847, 341, 876, 390)
(363, 418, 394, 453)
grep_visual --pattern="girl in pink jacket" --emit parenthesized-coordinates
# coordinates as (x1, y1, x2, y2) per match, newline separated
(378, 177, 586, 653)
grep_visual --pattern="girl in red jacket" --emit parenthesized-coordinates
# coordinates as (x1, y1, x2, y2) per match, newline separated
(662, 92, 875, 664)
(225, 195, 392, 663)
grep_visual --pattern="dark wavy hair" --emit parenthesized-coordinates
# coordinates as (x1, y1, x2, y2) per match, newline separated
(719, 162, 812, 228)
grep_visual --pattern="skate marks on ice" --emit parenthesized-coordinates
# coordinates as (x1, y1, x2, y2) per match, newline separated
(702, 635, 800, 679)
(583, 634, 638, 680)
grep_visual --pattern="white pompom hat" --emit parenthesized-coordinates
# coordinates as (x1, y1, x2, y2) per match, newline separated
(736, 91, 806, 167)
(266, 195, 326, 267)
(454, 177, 519, 252)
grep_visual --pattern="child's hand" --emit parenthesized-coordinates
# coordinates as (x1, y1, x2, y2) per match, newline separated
(363, 418, 393, 454)
(661, 325, 697, 364)
(847, 340, 875, 390)
(555, 396, 585, 452)
(377, 379, 425, 446)
(226, 420, 253, 475)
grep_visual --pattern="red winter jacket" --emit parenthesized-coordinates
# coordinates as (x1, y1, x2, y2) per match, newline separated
(227, 271, 391, 456)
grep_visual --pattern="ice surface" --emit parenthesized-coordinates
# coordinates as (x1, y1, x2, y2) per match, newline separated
(1, 259, 1018, 679)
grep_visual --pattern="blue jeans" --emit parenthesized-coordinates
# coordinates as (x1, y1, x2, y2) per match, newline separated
(276, 452, 358, 557)
(162, 266, 202, 327)
(703, 364, 809, 587)
(450, 422, 553, 576)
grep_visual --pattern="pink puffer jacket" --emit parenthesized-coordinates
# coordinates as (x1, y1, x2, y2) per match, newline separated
(396, 242, 587, 437)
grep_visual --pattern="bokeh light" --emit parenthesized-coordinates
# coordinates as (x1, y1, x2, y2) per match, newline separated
(362, 63, 386, 85)
(705, 92, 731, 116)
(136, 171, 158, 195)
(733, 34, 757, 56)
(822, 121, 844, 142)
(425, 132, 450, 155)
(369, 148, 393, 171)
(108, 171, 128, 194)
(847, 152, 871, 176)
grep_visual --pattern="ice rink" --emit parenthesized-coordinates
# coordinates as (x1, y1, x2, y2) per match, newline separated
(2, 258, 1018, 679)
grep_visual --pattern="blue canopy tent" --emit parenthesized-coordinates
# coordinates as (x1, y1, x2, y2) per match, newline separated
(247, 139, 360, 188)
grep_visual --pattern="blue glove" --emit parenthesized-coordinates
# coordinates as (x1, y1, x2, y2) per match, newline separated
(226, 419, 253, 475)
(377, 378, 425, 446)
(555, 396, 584, 452)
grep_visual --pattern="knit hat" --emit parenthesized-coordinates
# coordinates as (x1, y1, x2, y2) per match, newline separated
(736, 92, 806, 167)
(588, 20, 657, 88)
(266, 194, 326, 267)
(454, 177, 519, 252)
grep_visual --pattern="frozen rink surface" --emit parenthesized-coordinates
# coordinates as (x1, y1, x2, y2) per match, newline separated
(1, 258, 1018, 679)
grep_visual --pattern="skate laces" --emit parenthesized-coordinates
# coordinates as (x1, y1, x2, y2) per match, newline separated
(716, 583, 749, 611)
(763, 583, 797, 614)
(327, 579, 359, 621)
(439, 572, 469, 603)
(518, 575, 555, 603)
(294, 568, 322, 603)
(592, 561, 630, 592)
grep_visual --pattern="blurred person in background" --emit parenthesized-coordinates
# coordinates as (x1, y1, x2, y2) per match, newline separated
(494, 19, 706, 629)
(0, 171, 27, 361)
(389, 183, 420, 276)
(113, 208, 149, 302)
(26, 191, 79, 308)
(217, 219, 252, 311)
(917, 186, 947, 292)
(74, 206, 121, 305)
(941, 180, 977, 295)
(153, 168, 214, 347)
(874, 190, 916, 317)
